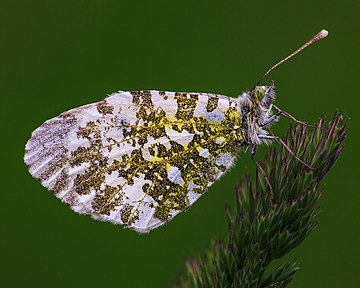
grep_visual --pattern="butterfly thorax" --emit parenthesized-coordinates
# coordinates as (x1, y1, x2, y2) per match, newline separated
(237, 83, 276, 146)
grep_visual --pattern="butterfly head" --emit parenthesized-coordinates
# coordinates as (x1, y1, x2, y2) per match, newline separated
(250, 81, 276, 109)
(251, 86, 265, 104)
(237, 81, 277, 145)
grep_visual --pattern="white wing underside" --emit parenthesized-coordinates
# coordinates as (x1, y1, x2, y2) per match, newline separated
(24, 90, 240, 232)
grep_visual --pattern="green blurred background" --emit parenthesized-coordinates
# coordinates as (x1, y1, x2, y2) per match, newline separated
(1, 0, 359, 287)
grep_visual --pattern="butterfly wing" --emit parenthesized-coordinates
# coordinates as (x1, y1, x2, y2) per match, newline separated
(24, 90, 243, 232)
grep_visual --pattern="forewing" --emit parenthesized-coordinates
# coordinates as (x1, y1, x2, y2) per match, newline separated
(24, 90, 243, 232)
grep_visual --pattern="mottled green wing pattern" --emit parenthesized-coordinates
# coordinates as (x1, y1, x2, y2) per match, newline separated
(24, 90, 243, 232)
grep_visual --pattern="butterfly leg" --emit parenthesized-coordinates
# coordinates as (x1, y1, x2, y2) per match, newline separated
(258, 135, 314, 170)
(272, 105, 315, 127)
(260, 111, 281, 127)
(251, 145, 257, 159)
(250, 152, 274, 202)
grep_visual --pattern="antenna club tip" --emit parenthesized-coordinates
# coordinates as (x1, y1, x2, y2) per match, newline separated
(319, 29, 329, 38)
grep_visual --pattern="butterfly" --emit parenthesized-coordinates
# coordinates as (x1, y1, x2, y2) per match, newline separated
(24, 30, 328, 233)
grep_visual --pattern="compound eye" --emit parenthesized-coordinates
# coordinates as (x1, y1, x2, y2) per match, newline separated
(256, 87, 265, 100)
(251, 87, 265, 104)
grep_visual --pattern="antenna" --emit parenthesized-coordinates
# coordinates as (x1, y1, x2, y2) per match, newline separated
(257, 29, 328, 85)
